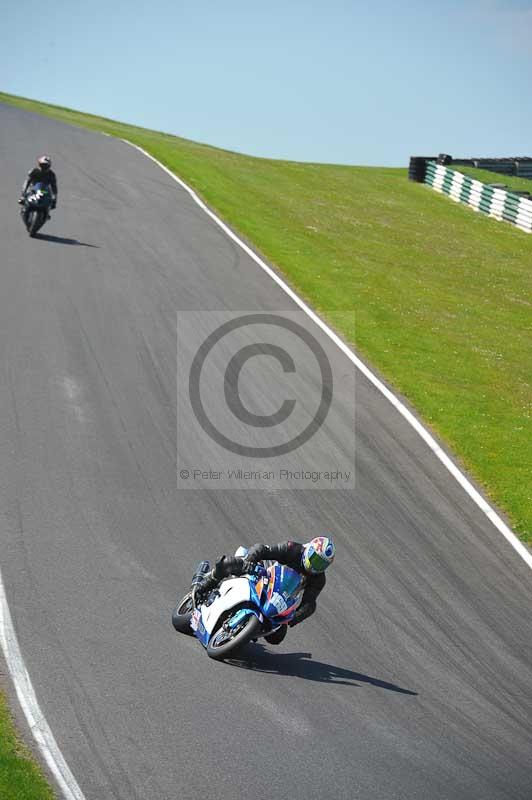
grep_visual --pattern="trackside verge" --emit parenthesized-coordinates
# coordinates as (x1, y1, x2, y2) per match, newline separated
(122, 137, 532, 572)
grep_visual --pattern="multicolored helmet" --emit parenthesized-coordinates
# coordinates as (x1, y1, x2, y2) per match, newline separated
(37, 155, 52, 171)
(302, 536, 335, 574)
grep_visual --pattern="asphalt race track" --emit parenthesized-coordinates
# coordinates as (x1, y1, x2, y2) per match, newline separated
(1, 103, 531, 800)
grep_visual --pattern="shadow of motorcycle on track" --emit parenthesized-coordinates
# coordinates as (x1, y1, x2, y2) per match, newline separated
(229, 644, 418, 695)
(32, 233, 99, 247)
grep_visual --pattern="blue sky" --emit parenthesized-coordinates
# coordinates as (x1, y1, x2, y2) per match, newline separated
(2, 0, 531, 165)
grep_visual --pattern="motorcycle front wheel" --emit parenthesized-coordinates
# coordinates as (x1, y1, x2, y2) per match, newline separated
(28, 210, 44, 237)
(206, 612, 261, 661)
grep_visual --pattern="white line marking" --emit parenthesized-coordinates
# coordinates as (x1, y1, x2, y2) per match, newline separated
(121, 137, 532, 571)
(0, 570, 87, 800)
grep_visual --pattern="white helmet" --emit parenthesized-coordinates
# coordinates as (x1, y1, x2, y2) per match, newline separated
(37, 155, 52, 171)
(302, 536, 335, 574)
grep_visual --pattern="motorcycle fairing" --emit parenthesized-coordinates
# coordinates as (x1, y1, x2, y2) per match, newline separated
(27, 182, 51, 206)
(260, 564, 304, 624)
(195, 577, 254, 643)
(227, 607, 263, 629)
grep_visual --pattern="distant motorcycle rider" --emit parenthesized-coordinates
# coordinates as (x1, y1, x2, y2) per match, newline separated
(195, 537, 335, 645)
(18, 155, 58, 218)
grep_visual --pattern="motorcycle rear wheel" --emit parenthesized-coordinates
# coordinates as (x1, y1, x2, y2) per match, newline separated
(206, 612, 261, 661)
(172, 592, 194, 635)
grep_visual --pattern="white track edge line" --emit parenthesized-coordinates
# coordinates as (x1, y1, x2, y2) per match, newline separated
(0, 570, 86, 800)
(121, 136, 532, 571)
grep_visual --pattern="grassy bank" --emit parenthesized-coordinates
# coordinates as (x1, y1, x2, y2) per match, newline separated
(1, 91, 530, 543)
(0, 690, 55, 799)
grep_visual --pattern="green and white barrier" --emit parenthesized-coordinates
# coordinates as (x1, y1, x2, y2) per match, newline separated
(424, 161, 532, 234)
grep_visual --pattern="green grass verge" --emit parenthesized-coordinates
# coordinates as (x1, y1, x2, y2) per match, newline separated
(1, 91, 531, 544)
(0, 690, 55, 799)
(451, 164, 532, 194)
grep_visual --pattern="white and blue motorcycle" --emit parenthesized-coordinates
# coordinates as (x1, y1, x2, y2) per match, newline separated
(172, 548, 305, 661)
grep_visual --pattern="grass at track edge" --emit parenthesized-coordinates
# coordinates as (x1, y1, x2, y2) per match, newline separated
(0, 688, 55, 799)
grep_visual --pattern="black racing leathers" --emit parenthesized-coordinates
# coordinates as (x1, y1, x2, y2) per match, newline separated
(22, 168, 58, 203)
(207, 541, 325, 626)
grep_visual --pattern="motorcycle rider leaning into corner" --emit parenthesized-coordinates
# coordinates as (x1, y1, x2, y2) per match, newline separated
(195, 537, 335, 645)
(18, 155, 58, 217)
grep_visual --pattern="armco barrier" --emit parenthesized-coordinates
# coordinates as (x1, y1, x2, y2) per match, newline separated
(439, 155, 532, 180)
(424, 161, 532, 234)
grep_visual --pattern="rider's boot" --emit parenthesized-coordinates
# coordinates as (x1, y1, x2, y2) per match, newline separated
(265, 626, 287, 645)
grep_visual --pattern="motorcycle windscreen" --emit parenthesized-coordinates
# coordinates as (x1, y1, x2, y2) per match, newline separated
(262, 565, 304, 620)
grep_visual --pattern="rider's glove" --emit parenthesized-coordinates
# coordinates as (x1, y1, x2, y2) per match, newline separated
(243, 543, 268, 573)
(213, 556, 229, 579)
(242, 557, 256, 574)
(18, 197, 25, 205)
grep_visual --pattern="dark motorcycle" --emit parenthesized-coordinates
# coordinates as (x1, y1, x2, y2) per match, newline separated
(20, 182, 53, 237)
